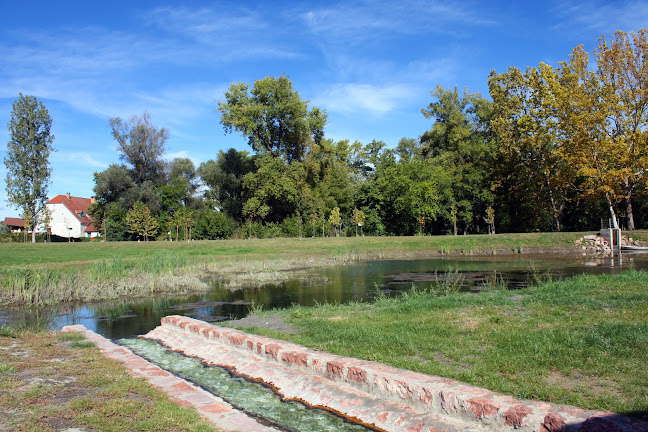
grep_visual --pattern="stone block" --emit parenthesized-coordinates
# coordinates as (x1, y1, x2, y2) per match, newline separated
(347, 366, 367, 383)
(503, 405, 533, 427)
(466, 397, 501, 418)
(326, 360, 344, 378)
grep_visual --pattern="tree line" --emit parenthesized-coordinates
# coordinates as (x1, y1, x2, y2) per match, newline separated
(6, 29, 648, 241)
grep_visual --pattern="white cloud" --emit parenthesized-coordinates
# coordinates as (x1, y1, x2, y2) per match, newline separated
(51, 152, 109, 170)
(315, 83, 417, 115)
(165, 150, 202, 167)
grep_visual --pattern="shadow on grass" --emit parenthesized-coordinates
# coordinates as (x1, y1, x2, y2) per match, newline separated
(570, 411, 648, 431)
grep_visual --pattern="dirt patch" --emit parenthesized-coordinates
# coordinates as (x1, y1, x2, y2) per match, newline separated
(225, 313, 300, 334)
(544, 370, 623, 398)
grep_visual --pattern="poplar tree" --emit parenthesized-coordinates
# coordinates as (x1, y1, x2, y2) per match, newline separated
(5, 94, 55, 243)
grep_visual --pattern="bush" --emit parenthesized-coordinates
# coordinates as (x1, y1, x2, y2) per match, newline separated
(193, 210, 235, 240)
(280, 216, 304, 238)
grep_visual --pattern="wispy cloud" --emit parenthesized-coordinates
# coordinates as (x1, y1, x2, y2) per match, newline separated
(315, 83, 417, 115)
(165, 150, 202, 168)
(301, 0, 495, 44)
(51, 152, 109, 170)
(552, 0, 648, 35)
(144, 5, 301, 60)
(0, 5, 297, 125)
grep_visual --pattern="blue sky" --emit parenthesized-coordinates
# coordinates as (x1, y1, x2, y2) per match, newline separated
(1, 0, 647, 220)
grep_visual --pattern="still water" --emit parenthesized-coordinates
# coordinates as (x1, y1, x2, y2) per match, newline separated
(2, 253, 647, 340)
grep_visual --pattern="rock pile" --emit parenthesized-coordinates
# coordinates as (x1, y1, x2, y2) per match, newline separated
(574, 234, 643, 254)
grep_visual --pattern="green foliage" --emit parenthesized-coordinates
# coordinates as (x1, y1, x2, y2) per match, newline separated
(4, 94, 55, 243)
(193, 210, 234, 240)
(243, 154, 306, 223)
(198, 148, 255, 221)
(378, 157, 441, 235)
(420, 86, 495, 234)
(125, 202, 159, 241)
(109, 112, 168, 186)
(328, 207, 341, 236)
(84, 31, 648, 237)
(218, 75, 327, 163)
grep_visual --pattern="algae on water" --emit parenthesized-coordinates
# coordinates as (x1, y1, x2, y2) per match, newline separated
(120, 338, 370, 432)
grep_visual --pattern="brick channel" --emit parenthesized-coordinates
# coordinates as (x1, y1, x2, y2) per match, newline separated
(65, 317, 648, 432)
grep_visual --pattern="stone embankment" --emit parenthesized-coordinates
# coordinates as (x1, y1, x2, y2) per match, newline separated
(143, 315, 648, 432)
(574, 234, 642, 254)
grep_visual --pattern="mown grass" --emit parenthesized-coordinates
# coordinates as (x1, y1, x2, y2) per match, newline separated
(1, 231, 629, 306)
(234, 270, 648, 418)
(0, 329, 217, 431)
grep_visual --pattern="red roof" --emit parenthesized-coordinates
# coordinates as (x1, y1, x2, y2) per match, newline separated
(48, 194, 97, 231)
(3, 217, 25, 228)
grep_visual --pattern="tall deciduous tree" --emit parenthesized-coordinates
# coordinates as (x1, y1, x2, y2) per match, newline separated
(198, 149, 255, 220)
(5, 94, 55, 243)
(593, 29, 648, 229)
(489, 65, 575, 231)
(218, 75, 327, 163)
(109, 112, 168, 185)
(420, 86, 494, 234)
(352, 208, 365, 236)
(554, 30, 648, 229)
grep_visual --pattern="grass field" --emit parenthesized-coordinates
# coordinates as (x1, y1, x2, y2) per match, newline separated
(1, 231, 647, 305)
(231, 270, 648, 419)
(0, 232, 605, 268)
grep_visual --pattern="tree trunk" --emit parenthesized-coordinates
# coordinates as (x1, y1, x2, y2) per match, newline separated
(31, 228, 36, 243)
(625, 197, 635, 230)
(623, 179, 635, 230)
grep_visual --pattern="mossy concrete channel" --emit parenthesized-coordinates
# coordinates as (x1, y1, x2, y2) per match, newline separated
(64, 316, 648, 432)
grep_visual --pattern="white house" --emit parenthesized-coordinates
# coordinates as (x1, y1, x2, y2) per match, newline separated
(44, 193, 100, 239)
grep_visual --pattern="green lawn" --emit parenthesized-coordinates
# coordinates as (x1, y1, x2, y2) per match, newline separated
(0, 231, 622, 268)
(233, 270, 648, 418)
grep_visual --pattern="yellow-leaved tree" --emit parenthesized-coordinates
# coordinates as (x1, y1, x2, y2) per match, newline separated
(554, 30, 648, 229)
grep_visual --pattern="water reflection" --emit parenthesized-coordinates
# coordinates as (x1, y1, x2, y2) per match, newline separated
(2, 253, 647, 340)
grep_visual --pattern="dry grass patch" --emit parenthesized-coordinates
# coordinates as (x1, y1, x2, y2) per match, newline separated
(0, 329, 217, 431)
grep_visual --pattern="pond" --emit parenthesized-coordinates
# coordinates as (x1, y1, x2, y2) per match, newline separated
(2, 252, 647, 340)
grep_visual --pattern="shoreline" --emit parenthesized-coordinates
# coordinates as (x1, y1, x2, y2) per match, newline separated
(1, 231, 646, 306)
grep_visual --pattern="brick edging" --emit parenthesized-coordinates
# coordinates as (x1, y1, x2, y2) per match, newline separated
(144, 315, 648, 432)
(61, 324, 276, 432)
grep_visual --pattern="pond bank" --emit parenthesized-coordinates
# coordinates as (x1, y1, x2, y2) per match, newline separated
(2, 232, 633, 306)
